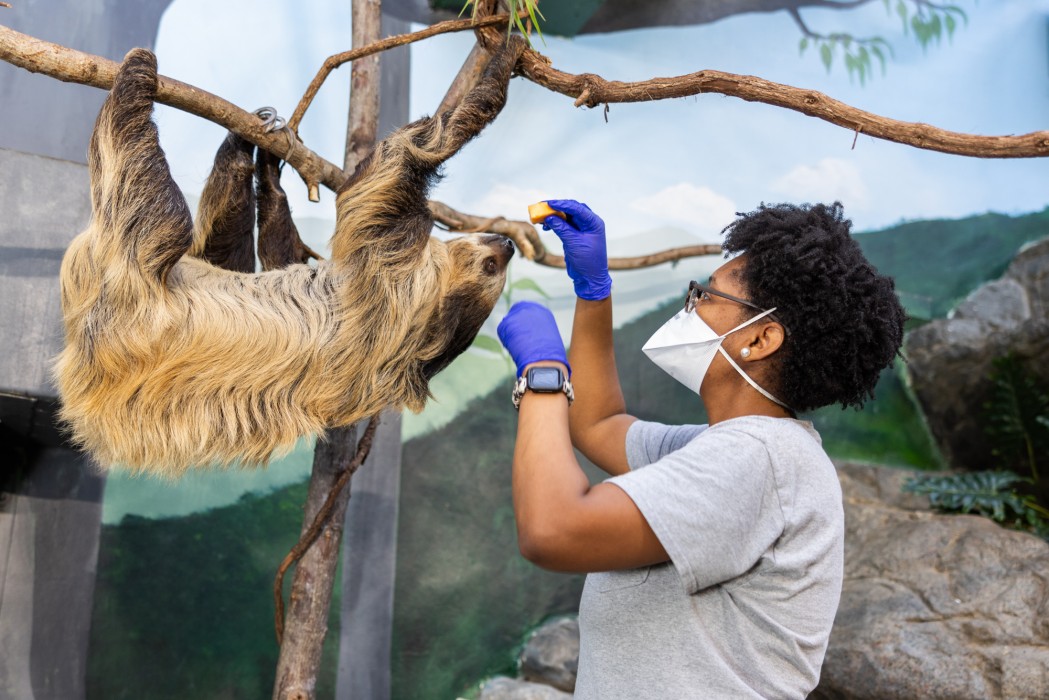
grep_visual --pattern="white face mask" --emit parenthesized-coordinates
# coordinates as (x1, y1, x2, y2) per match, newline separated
(642, 307, 792, 411)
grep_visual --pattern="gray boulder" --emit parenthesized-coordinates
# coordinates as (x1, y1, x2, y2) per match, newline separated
(904, 237, 1049, 471)
(518, 617, 579, 692)
(814, 463, 1049, 699)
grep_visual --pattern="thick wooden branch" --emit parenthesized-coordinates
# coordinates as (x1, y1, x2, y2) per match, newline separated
(429, 201, 723, 268)
(471, 18, 1049, 158)
(436, 40, 492, 116)
(0, 24, 346, 200)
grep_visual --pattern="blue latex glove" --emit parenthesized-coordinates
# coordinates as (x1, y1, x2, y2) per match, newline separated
(543, 199, 612, 301)
(497, 301, 570, 377)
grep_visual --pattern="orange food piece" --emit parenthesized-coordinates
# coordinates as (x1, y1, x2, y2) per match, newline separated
(528, 201, 567, 224)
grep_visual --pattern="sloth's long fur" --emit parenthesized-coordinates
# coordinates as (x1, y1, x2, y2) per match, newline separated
(55, 40, 524, 476)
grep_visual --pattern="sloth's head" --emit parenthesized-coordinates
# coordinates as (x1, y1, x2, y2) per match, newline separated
(417, 233, 515, 380)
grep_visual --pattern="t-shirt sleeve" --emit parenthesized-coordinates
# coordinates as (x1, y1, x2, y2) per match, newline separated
(610, 426, 785, 594)
(625, 420, 706, 469)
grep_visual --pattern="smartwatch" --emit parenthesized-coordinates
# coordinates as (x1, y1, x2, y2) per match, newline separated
(512, 366, 574, 410)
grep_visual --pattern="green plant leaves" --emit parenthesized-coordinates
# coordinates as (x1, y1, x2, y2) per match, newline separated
(906, 356, 1049, 541)
(800, 1, 966, 82)
(509, 277, 550, 299)
(983, 354, 1049, 481)
(459, 0, 545, 47)
(470, 333, 504, 356)
(903, 470, 1046, 532)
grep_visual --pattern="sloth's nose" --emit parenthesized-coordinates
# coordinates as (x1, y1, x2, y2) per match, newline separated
(482, 234, 515, 264)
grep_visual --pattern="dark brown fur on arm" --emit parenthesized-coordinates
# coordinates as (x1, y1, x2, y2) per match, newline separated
(87, 48, 194, 283)
(190, 132, 257, 273)
(256, 147, 321, 271)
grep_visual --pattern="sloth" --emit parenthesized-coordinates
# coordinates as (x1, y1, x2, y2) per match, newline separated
(55, 38, 525, 476)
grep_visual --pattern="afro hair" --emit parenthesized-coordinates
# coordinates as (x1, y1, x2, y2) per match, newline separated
(721, 202, 905, 413)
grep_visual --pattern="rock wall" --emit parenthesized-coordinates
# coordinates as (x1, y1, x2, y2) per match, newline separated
(904, 237, 1049, 471)
(814, 463, 1049, 699)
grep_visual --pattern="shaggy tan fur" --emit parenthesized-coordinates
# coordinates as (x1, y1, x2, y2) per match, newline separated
(55, 39, 524, 476)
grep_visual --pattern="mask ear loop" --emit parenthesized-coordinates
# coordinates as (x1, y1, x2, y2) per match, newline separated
(718, 308, 795, 413)
(718, 347, 794, 412)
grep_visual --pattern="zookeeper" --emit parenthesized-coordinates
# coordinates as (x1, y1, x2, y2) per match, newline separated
(496, 199, 906, 698)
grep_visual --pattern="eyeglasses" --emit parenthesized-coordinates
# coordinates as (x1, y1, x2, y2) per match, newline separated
(684, 281, 765, 314)
(684, 281, 790, 334)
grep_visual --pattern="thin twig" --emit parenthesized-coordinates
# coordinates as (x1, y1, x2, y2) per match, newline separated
(273, 416, 380, 645)
(288, 11, 523, 132)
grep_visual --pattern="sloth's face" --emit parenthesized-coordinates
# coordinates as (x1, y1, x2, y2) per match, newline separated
(419, 234, 515, 379)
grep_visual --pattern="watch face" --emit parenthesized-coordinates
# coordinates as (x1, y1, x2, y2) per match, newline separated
(528, 367, 563, 391)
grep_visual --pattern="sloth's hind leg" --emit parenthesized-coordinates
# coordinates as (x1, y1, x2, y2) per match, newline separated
(88, 48, 194, 284)
(255, 147, 320, 271)
(189, 132, 258, 273)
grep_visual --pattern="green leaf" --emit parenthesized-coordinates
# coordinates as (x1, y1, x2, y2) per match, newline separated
(870, 45, 887, 75)
(509, 277, 550, 299)
(820, 42, 833, 73)
(470, 334, 505, 355)
(945, 4, 969, 26)
(912, 15, 929, 50)
(930, 12, 943, 43)
(799, 37, 809, 56)
(896, 0, 909, 33)
(945, 13, 956, 39)
(844, 52, 858, 82)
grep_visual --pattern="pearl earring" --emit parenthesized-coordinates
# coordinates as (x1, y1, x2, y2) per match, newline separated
(741, 347, 751, 358)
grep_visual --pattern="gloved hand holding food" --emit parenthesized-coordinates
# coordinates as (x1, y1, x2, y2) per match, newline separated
(532, 199, 612, 301)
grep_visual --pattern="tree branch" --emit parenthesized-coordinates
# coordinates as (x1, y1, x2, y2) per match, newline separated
(287, 12, 519, 133)
(0, 24, 347, 199)
(429, 201, 723, 268)
(435, 40, 492, 116)
(469, 18, 1049, 158)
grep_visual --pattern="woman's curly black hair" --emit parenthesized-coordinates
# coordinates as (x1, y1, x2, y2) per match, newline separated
(721, 202, 905, 412)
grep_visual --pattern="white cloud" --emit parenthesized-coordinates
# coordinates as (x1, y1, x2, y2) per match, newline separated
(458, 183, 553, 220)
(770, 158, 869, 208)
(628, 183, 737, 235)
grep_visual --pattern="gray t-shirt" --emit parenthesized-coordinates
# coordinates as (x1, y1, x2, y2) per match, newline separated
(575, 416, 844, 699)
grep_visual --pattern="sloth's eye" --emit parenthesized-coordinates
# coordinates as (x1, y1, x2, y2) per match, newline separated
(483, 257, 498, 274)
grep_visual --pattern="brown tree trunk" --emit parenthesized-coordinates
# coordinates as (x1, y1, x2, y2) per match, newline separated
(272, 426, 359, 700)
(271, 1, 383, 698)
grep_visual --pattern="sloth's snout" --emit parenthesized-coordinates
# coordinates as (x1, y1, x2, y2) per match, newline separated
(482, 234, 515, 267)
